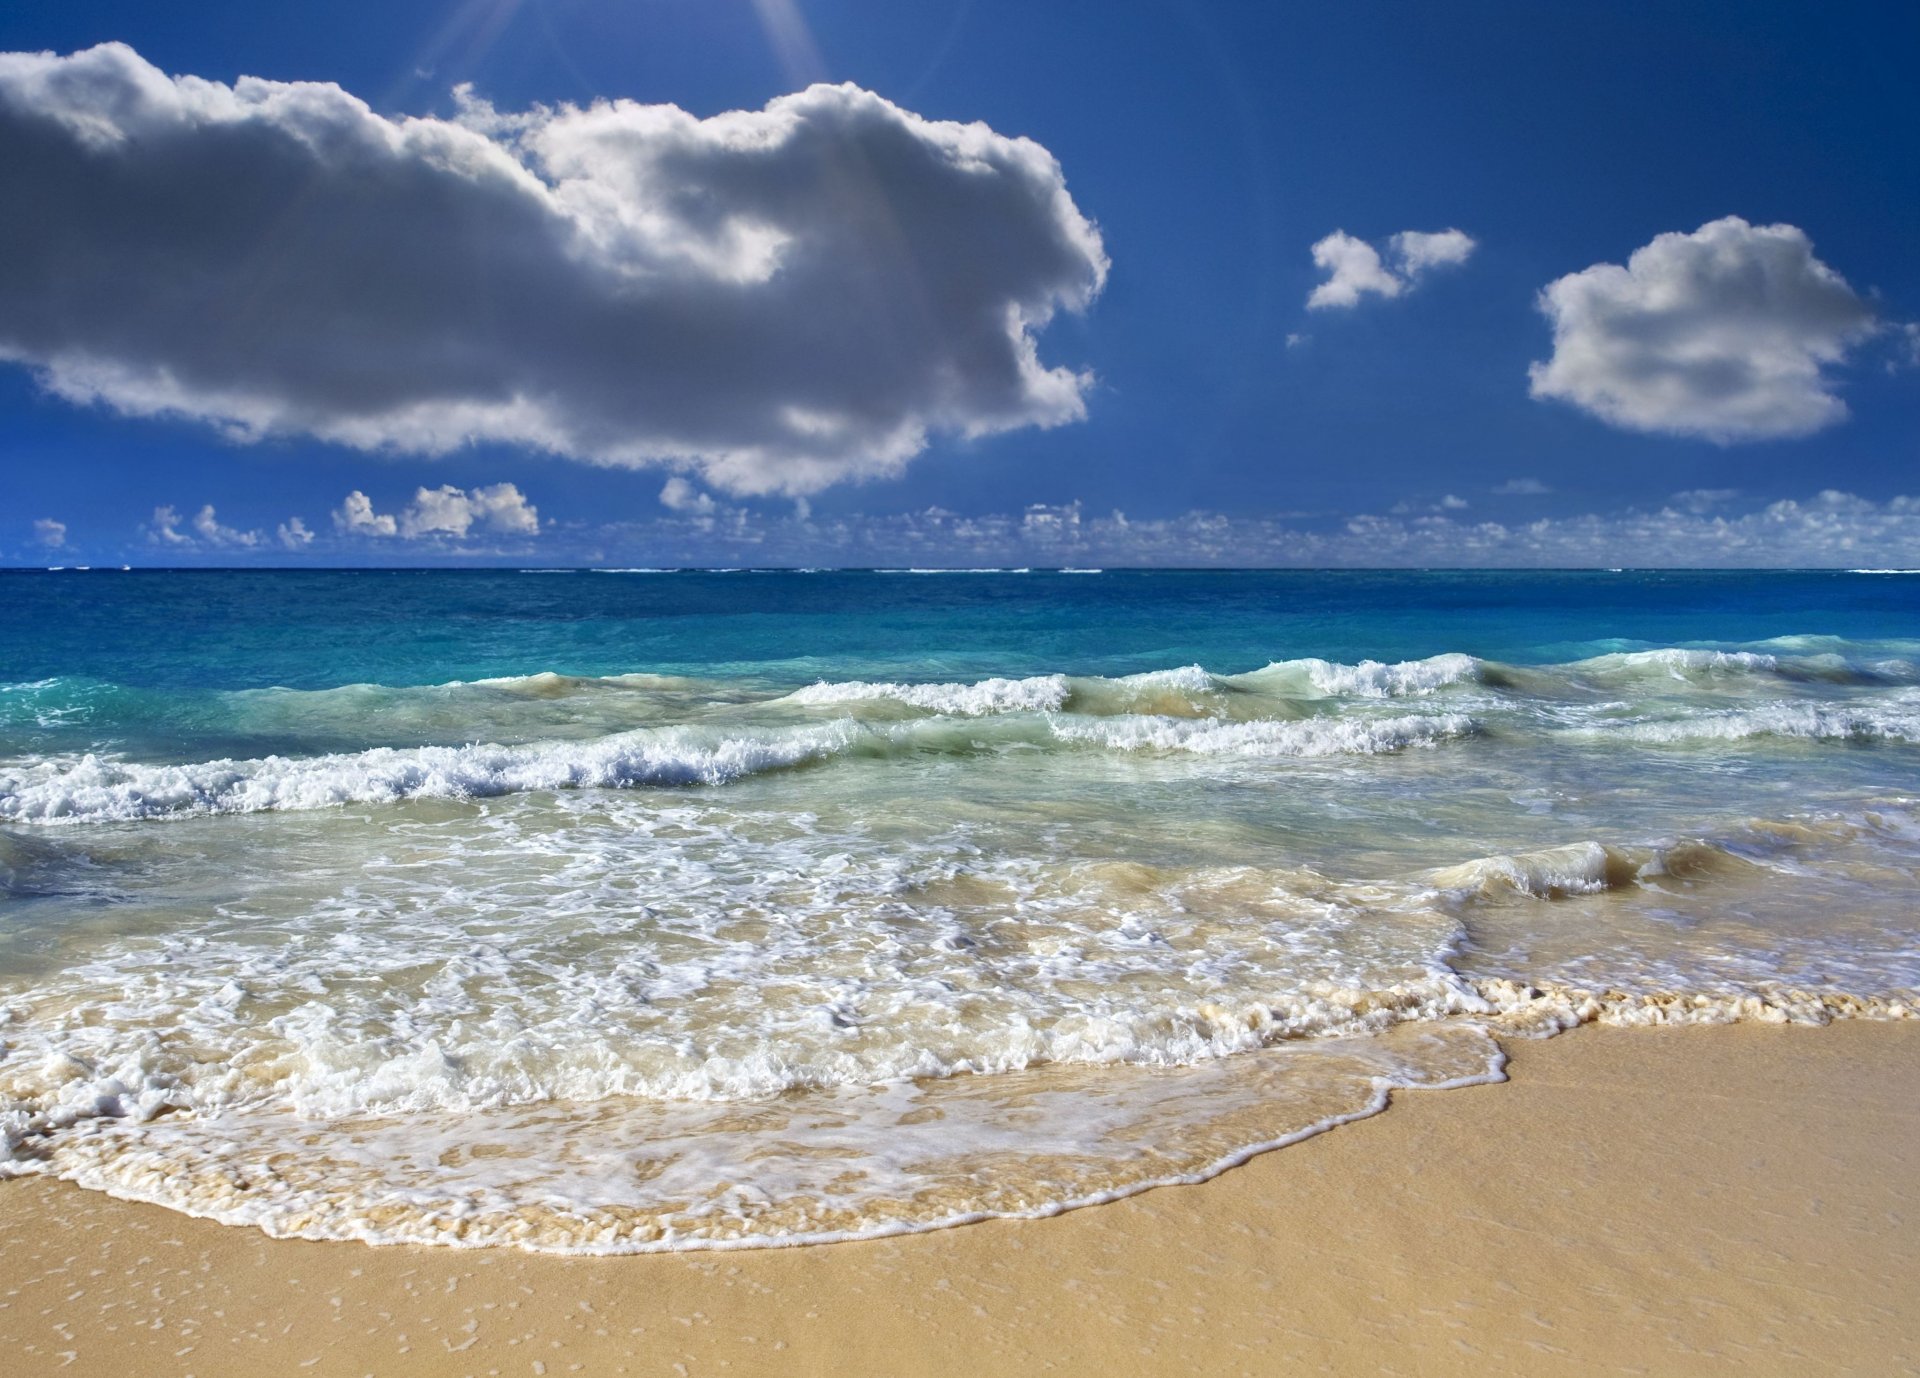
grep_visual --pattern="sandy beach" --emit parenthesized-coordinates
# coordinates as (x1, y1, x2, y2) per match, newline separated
(2, 1019, 1914, 1377)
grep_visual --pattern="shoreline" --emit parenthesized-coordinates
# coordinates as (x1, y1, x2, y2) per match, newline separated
(3, 1020, 1915, 1376)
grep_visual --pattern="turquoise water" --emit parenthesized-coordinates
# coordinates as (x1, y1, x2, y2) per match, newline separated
(2, 569, 1918, 1250)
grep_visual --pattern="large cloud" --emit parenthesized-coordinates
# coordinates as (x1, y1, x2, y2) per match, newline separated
(0, 44, 1107, 494)
(1529, 217, 1878, 441)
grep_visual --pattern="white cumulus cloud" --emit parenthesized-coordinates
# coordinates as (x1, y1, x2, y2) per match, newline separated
(0, 44, 1107, 496)
(334, 483, 540, 540)
(1307, 227, 1476, 309)
(276, 516, 314, 548)
(31, 517, 66, 548)
(147, 506, 192, 546)
(1529, 216, 1879, 442)
(334, 491, 399, 538)
(145, 503, 279, 549)
(191, 504, 262, 548)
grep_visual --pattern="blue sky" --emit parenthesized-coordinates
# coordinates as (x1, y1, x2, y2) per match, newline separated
(1, 0, 1916, 566)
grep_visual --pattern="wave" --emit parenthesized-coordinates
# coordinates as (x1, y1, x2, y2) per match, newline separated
(0, 704, 1487, 824)
(0, 721, 865, 823)
(1427, 837, 1753, 900)
(1050, 711, 1477, 757)
(1237, 653, 1484, 699)
(14, 641, 1920, 816)
(1581, 699, 1920, 745)
(786, 674, 1072, 716)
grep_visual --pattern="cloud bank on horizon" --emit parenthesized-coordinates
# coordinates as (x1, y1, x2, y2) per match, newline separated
(45, 485, 1920, 569)
(1529, 216, 1880, 441)
(0, 43, 1107, 496)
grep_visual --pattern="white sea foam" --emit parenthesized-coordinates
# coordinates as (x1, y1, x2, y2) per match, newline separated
(1594, 699, 1920, 745)
(1114, 664, 1219, 694)
(1242, 653, 1484, 698)
(1049, 711, 1477, 756)
(0, 720, 864, 823)
(785, 674, 1072, 715)
(12, 1026, 1510, 1253)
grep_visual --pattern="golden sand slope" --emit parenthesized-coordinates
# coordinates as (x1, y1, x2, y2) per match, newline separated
(1, 1021, 1915, 1377)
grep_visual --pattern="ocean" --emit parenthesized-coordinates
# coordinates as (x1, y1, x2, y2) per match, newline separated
(2, 567, 1917, 1252)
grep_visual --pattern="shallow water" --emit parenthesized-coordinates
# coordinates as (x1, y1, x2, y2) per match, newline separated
(2, 569, 1916, 1250)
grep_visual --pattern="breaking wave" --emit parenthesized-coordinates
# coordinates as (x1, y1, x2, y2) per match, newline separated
(0, 721, 865, 823)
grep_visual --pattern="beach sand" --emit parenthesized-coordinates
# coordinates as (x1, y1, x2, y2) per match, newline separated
(2, 1020, 1914, 1377)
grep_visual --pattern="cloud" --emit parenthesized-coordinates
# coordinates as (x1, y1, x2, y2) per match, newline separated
(334, 491, 399, 538)
(191, 504, 262, 548)
(333, 483, 540, 539)
(1529, 217, 1879, 442)
(403, 483, 539, 537)
(1307, 227, 1476, 310)
(571, 490, 1920, 569)
(1492, 478, 1550, 496)
(1390, 229, 1476, 277)
(277, 516, 314, 548)
(1307, 232, 1403, 309)
(31, 517, 65, 548)
(146, 504, 262, 548)
(147, 506, 193, 546)
(1900, 322, 1920, 370)
(659, 476, 718, 515)
(0, 44, 1107, 496)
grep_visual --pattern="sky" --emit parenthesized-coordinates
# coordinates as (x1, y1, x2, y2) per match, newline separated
(1, 0, 1916, 567)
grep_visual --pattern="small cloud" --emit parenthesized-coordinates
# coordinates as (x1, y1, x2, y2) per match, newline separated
(191, 504, 262, 548)
(1307, 232, 1402, 310)
(335, 490, 399, 537)
(1285, 332, 1309, 349)
(1529, 217, 1878, 442)
(32, 517, 66, 548)
(659, 476, 718, 515)
(1438, 494, 1469, 511)
(1895, 322, 1920, 372)
(1307, 227, 1477, 310)
(1492, 478, 1550, 496)
(148, 505, 193, 546)
(1390, 229, 1477, 278)
(277, 516, 315, 549)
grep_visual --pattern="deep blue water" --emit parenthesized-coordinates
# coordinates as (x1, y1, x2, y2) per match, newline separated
(7, 568, 1920, 691)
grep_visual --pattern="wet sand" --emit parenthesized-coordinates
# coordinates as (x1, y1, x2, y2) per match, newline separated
(2, 1020, 1915, 1377)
